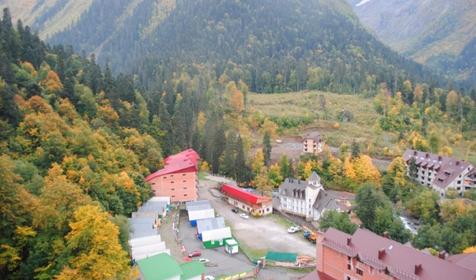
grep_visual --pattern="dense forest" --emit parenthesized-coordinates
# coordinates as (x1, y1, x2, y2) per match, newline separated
(48, 0, 446, 95)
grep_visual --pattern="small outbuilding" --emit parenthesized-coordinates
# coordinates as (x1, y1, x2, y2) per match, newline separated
(224, 238, 239, 255)
(196, 217, 232, 248)
(186, 200, 214, 226)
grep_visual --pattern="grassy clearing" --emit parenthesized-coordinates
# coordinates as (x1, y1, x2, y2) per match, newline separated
(248, 90, 476, 163)
(270, 214, 294, 229)
(239, 243, 267, 261)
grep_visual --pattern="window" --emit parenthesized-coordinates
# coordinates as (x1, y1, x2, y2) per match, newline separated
(346, 277, 351, 280)
(171, 181, 175, 184)
(183, 180, 186, 182)
(347, 264, 351, 270)
(182, 174, 186, 176)
(184, 194, 187, 197)
(171, 188, 175, 191)
(356, 268, 363, 276)
(184, 187, 187, 190)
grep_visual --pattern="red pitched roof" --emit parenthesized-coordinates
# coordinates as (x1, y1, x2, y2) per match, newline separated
(322, 228, 476, 280)
(220, 184, 271, 206)
(146, 149, 199, 182)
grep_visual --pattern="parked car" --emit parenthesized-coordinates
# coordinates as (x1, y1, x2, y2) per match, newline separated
(188, 250, 202, 258)
(198, 258, 210, 263)
(287, 226, 301, 233)
(239, 213, 249, 219)
(205, 276, 215, 280)
(231, 207, 239, 213)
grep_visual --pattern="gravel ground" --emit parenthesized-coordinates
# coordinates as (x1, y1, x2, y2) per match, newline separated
(200, 177, 315, 257)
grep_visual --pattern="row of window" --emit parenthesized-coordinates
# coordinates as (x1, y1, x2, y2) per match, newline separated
(163, 173, 188, 179)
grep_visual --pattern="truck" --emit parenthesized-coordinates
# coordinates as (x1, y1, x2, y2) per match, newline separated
(303, 226, 317, 243)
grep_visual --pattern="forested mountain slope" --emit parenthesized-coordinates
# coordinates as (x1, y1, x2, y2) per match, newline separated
(0, 9, 163, 279)
(3, 0, 440, 94)
(348, 0, 476, 85)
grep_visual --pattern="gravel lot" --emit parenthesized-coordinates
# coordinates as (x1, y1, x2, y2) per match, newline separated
(200, 177, 315, 257)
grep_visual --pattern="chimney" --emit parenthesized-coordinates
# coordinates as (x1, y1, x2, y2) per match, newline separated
(456, 161, 460, 166)
(425, 153, 429, 158)
(413, 151, 417, 156)
(414, 264, 423, 275)
(346, 237, 352, 246)
(438, 156, 442, 161)
(378, 249, 386, 260)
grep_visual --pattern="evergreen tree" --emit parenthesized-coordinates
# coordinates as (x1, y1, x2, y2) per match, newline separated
(235, 135, 251, 183)
(351, 140, 360, 158)
(263, 131, 272, 166)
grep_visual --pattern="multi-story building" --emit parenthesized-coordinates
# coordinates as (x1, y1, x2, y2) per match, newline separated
(146, 149, 200, 203)
(278, 172, 353, 221)
(303, 135, 324, 154)
(220, 184, 272, 216)
(301, 227, 476, 280)
(403, 149, 474, 197)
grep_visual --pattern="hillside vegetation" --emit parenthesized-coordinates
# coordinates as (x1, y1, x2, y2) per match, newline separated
(3, 0, 441, 95)
(348, 0, 476, 85)
(249, 90, 476, 163)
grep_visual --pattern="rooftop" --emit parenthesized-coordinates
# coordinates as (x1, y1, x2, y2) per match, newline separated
(322, 228, 476, 280)
(403, 149, 473, 189)
(137, 253, 181, 280)
(186, 200, 212, 211)
(185, 200, 211, 210)
(221, 184, 271, 205)
(146, 149, 200, 181)
(196, 217, 226, 233)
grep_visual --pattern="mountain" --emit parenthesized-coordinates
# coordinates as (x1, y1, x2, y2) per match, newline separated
(347, 0, 476, 85)
(1, 0, 440, 94)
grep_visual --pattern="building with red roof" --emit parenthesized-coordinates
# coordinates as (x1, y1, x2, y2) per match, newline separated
(220, 184, 272, 216)
(301, 227, 476, 280)
(146, 149, 200, 203)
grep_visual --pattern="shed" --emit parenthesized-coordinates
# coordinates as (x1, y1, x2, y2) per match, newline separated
(225, 238, 239, 254)
(196, 217, 232, 248)
(187, 203, 215, 226)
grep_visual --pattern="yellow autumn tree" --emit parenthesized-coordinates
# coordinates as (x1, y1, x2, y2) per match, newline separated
(200, 161, 210, 172)
(252, 150, 265, 176)
(387, 157, 407, 188)
(463, 246, 476, 253)
(343, 156, 356, 180)
(42, 70, 63, 93)
(352, 155, 381, 185)
(56, 205, 129, 280)
(230, 89, 244, 114)
(255, 169, 273, 196)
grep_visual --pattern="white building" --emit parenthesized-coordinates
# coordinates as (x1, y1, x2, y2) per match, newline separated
(278, 172, 323, 220)
(196, 217, 232, 248)
(403, 149, 475, 197)
(186, 200, 215, 226)
(278, 172, 354, 221)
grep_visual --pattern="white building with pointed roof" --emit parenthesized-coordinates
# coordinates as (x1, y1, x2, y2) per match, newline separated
(278, 172, 355, 221)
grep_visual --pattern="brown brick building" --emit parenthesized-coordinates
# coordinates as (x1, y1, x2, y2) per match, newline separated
(302, 228, 476, 280)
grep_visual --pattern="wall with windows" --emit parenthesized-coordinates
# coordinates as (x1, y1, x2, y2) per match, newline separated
(149, 171, 198, 202)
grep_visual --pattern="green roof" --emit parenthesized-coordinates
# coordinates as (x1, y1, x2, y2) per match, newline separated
(137, 253, 181, 280)
(179, 261, 205, 280)
(265, 251, 297, 263)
